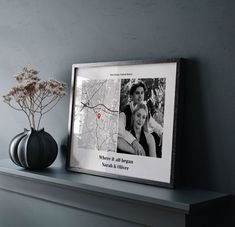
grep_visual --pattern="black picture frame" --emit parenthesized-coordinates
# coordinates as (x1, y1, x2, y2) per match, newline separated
(66, 59, 182, 188)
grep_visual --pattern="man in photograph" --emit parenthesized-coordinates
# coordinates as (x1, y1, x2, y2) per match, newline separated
(117, 80, 163, 157)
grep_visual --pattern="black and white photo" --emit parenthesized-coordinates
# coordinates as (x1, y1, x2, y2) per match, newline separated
(117, 78, 165, 158)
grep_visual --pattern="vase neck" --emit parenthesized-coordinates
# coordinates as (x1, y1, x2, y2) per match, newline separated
(29, 127, 45, 132)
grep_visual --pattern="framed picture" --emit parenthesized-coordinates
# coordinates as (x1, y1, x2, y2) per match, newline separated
(67, 59, 182, 188)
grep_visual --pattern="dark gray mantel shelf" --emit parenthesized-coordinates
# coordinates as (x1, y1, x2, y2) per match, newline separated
(0, 159, 230, 227)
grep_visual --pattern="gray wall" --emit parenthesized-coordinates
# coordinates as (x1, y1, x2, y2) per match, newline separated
(0, 0, 234, 223)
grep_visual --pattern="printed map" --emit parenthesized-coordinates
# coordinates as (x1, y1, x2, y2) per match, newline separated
(73, 79, 120, 152)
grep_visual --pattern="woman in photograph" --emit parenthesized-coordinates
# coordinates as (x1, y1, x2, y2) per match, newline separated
(117, 103, 156, 157)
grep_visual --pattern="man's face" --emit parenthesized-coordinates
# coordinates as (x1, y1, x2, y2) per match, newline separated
(131, 86, 145, 105)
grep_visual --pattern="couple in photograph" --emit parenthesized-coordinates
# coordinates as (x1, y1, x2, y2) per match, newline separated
(117, 80, 163, 158)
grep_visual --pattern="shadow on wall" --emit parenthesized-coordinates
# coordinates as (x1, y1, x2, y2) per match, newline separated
(59, 135, 69, 167)
(179, 58, 212, 188)
(231, 196, 235, 226)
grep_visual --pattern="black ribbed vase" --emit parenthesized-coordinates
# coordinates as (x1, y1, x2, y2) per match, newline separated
(9, 128, 58, 170)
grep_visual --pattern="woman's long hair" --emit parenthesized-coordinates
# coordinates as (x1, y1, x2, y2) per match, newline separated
(131, 103, 149, 132)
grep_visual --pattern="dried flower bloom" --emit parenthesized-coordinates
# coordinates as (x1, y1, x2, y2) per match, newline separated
(14, 74, 24, 82)
(38, 81, 47, 90)
(3, 67, 66, 130)
(3, 95, 12, 103)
